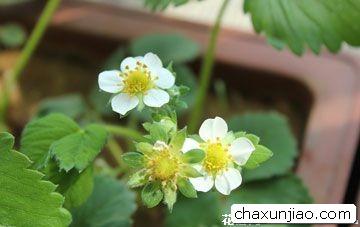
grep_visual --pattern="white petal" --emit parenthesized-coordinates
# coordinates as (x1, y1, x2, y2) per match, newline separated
(182, 138, 200, 153)
(213, 117, 228, 139)
(189, 166, 214, 193)
(134, 56, 144, 61)
(199, 117, 228, 141)
(154, 68, 175, 89)
(111, 93, 139, 115)
(143, 52, 162, 68)
(215, 168, 242, 195)
(229, 137, 256, 166)
(120, 57, 137, 71)
(98, 70, 123, 93)
(143, 89, 169, 107)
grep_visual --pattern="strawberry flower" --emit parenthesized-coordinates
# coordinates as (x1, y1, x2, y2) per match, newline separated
(182, 117, 256, 195)
(98, 52, 175, 115)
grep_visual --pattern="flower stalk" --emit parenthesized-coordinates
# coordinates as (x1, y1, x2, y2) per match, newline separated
(0, 0, 61, 126)
(188, 0, 230, 133)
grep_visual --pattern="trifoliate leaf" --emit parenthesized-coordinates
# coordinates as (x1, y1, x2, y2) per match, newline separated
(0, 132, 71, 227)
(141, 182, 164, 208)
(20, 113, 80, 169)
(244, 0, 360, 55)
(122, 152, 145, 168)
(71, 175, 137, 227)
(37, 94, 86, 119)
(0, 23, 26, 48)
(165, 192, 222, 227)
(50, 124, 108, 172)
(228, 112, 297, 182)
(131, 33, 199, 64)
(177, 178, 197, 198)
(63, 167, 94, 209)
(181, 149, 205, 164)
(222, 174, 313, 214)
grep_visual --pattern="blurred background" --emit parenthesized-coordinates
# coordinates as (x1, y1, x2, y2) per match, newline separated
(0, 0, 359, 226)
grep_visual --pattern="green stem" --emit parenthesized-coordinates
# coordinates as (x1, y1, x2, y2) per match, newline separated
(188, 0, 230, 133)
(0, 0, 60, 124)
(106, 137, 128, 172)
(105, 124, 146, 142)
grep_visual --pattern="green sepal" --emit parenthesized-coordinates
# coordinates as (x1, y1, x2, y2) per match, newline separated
(177, 178, 197, 199)
(182, 165, 202, 178)
(128, 169, 148, 188)
(141, 182, 163, 208)
(242, 145, 273, 169)
(181, 149, 205, 164)
(163, 185, 177, 212)
(135, 142, 153, 154)
(149, 122, 168, 142)
(244, 134, 260, 145)
(169, 127, 186, 152)
(122, 152, 145, 168)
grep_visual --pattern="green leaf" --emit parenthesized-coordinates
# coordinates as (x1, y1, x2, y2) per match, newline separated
(228, 112, 297, 182)
(63, 167, 94, 209)
(164, 185, 177, 212)
(222, 174, 312, 214)
(50, 124, 108, 172)
(244, 0, 360, 55)
(122, 152, 145, 168)
(0, 23, 26, 48)
(37, 94, 86, 119)
(181, 149, 205, 163)
(131, 33, 199, 64)
(144, 0, 193, 11)
(141, 182, 163, 208)
(0, 132, 71, 227)
(20, 113, 80, 169)
(169, 127, 186, 152)
(165, 192, 221, 227)
(177, 178, 197, 198)
(71, 175, 137, 227)
(243, 145, 273, 169)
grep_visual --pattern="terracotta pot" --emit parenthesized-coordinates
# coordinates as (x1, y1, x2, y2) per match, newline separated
(1, 1, 359, 227)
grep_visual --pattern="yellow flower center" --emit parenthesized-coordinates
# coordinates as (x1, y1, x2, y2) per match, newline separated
(146, 145, 181, 182)
(121, 62, 153, 96)
(201, 140, 231, 175)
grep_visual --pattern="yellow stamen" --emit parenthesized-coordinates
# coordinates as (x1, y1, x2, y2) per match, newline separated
(146, 144, 181, 182)
(121, 63, 153, 96)
(201, 140, 231, 175)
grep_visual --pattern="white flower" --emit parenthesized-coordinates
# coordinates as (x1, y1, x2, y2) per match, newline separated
(98, 52, 175, 115)
(182, 117, 255, 195)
